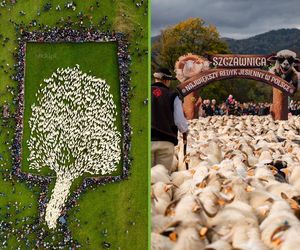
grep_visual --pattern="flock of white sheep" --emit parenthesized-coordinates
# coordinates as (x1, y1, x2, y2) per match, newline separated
(152, 115, 300, 250)
(28, 65, 121, 229)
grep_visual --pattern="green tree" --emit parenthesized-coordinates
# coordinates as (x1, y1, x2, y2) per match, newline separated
(152, 17, 229, 69)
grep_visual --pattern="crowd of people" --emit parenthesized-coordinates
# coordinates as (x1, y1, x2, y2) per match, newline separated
(5, 27, 133, 248)
(196, 95, 300, 118)
(197, 95, 273, 117)
(289, 100, 300, 115)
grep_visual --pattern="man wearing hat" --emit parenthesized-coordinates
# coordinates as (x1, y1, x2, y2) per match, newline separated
(151, 68, 188, 171)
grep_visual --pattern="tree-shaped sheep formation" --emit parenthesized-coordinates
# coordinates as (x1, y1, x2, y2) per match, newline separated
(28, 65, 121, 229)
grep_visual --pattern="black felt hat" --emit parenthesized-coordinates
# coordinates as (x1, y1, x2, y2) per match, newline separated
(153, 68, 176, 80)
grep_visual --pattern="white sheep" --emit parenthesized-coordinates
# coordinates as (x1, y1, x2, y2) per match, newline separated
(151, 164, 171, 184)
(152, 115, 300, 249)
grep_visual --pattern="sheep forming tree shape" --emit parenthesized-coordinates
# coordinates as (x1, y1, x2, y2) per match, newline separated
(28, 65, 121, 229)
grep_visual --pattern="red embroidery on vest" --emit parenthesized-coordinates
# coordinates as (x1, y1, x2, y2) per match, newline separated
(153, 88, 162, 97)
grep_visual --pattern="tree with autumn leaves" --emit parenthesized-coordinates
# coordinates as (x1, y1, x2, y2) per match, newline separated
(152, 17, 229, 70)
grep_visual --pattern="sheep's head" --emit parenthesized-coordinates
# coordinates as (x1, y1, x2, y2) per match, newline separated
(268, 49, 300, 74)
(175, 53, 210, 82)
(281, 192, 300, 219)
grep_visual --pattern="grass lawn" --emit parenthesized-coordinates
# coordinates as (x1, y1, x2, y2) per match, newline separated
(22, 42, 123, 176)
(0, 0, 148, 249)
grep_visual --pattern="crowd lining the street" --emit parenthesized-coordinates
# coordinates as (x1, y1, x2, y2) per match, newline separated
(196, 95, 300, 117)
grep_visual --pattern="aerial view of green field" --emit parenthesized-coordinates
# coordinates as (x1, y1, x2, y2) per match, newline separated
(0, 1, 148, 249)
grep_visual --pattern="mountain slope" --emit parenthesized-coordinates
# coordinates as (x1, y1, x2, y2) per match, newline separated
(223, 28, 300, 54)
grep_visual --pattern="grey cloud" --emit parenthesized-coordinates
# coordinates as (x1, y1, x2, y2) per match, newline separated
(152, 0, 300, 39)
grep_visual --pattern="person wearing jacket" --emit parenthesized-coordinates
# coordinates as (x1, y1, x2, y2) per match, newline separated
(151, 68, 188, 171)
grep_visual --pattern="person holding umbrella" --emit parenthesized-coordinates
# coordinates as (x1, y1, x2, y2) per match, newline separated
(151, 68, 188, 172)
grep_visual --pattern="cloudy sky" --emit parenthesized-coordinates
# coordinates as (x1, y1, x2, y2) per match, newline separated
(152, 0, 300, 39)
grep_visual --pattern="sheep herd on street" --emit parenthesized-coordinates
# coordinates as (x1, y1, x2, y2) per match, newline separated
(152, 115, 300, 250)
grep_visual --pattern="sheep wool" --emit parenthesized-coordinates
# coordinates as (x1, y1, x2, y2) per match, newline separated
(152, 115, 300, 250)
(28, 65, 121, 229)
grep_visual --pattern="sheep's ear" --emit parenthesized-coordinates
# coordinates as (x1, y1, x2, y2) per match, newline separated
(189, 168, 196, 175)
(245, 185, 255, 192)
(199, 226, 208, 237)
(216, 198, 226, 206)
(216, 172, 226, 180)
(164, 199, 180, 216)
(192, 204, 201, 212)
(165, 182, 178, 188)
(281, 192, 289, 200)
(198, 200, 218, 217)
(197, 174, 210, 188)
(160, 227, 178, 241)
(224, 195, 235, 204)
(229, 153, 236, 159)
(282, 194, 300, 210)
(247, 168, 255, 176)
(164, 184, 173, 192)
(151, 190, 158, 202)
(159, 220, 181, 237)
(245, 178, 252, 185)
(222, 179, 232, 186)
(294, 58, 300, 64)
(168, 232, 177, 242)
(267, 55, 277, 62)
(280, 168, 290, 176)
(291, 195, 300, 205)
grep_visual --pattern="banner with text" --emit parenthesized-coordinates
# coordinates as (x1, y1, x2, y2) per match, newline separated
(176, 53, 297, 97)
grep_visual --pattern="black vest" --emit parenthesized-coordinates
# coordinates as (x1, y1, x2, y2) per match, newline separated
(151, 82, 178, 145)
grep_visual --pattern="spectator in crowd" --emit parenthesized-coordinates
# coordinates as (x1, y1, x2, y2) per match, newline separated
(226, 94, 234, 106)
(203, 99, 213, 116)
(226, 96, 236, 115)
(289, 100, 300, 115)
(194, 96, 279, 118)
(211, 99, 220, 115)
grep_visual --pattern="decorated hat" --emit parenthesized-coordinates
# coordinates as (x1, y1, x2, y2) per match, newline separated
(153, 68, 176, 80)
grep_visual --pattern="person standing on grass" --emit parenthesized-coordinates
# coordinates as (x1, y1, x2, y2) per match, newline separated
(151, 68, 188, 171)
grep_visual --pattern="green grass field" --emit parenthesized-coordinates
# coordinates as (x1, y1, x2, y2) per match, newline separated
(0, 1, 148, 249)
(23, 42, 123, 176)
